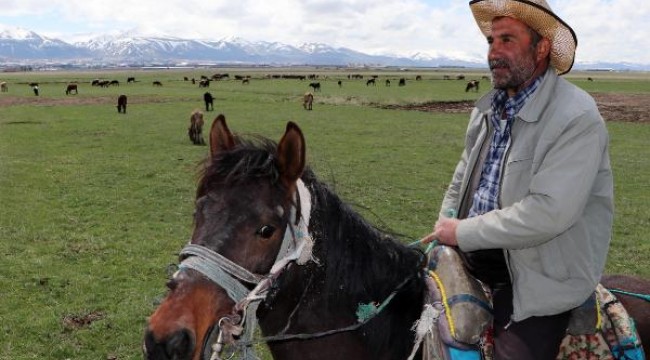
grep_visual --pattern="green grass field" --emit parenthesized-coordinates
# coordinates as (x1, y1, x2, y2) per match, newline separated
(1, 68, 649, 359)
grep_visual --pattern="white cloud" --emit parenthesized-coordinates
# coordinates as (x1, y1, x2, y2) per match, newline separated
(1, 0, 648, 64)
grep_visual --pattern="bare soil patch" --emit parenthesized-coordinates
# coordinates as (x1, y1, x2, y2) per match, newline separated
(382, 92, 650, 123)
(1, 92, 648, 123)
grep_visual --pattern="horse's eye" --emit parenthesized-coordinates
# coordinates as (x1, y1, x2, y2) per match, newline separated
(257, 225, 276, 239)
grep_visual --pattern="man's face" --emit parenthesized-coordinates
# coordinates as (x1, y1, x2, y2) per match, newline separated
(487, 17, 539, 91)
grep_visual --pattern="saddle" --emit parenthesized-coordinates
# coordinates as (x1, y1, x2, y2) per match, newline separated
(415, 245, 646, 360)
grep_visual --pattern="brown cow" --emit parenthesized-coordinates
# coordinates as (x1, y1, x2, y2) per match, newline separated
(188, 110, 205, 145)
(303, 92, 314, 110)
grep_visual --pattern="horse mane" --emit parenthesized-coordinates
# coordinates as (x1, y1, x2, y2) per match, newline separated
(196, 135, 282, 199)
(301, 168, 427, 357)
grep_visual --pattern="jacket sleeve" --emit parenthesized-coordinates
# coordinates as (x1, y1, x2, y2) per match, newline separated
(457, 105, 609, 251)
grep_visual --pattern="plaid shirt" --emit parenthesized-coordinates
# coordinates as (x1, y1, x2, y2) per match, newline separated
(468, 75, 543, 218)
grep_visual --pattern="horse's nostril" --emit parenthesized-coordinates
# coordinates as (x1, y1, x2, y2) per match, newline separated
(166, 329, 195, 359)
(144, 328, 195, 360)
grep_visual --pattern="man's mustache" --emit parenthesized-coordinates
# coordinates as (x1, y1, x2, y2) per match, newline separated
(489, 59, 510, 69)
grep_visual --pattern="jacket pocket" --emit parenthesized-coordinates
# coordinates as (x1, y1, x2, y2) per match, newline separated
(502, 157, 533, 205)
(538, 240, 570, 281)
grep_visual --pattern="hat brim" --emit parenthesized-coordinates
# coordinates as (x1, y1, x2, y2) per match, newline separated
(470, 0, 577, 75)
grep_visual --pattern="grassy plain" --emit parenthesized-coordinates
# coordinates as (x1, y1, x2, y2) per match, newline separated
(0, 67, 649, 359)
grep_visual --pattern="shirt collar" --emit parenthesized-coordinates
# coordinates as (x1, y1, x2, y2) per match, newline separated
(491, 73, 545, 120)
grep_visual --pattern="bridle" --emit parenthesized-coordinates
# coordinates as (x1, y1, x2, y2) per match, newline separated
(175, 179, 315, 360)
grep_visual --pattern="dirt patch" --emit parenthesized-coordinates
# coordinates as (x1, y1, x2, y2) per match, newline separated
(62, 310, 105, 330)
(382, 93, 650, 123)
(591, 93, 649, 123)
(1, 92, 647, 123)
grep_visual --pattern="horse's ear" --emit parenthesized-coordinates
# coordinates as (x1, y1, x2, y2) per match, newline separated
(209, 114, 236, 157)
(277, 121, 306, 185)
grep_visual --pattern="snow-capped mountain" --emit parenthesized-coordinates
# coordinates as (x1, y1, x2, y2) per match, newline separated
(1, 26, 648, 70)
(0, 27, 91, 60)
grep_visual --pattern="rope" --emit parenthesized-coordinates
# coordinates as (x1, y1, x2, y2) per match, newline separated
(428, 270, 456, 339)
(608, 289, 650, 302)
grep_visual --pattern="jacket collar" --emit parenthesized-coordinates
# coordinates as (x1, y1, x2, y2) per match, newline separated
(475, 67, 558, 124)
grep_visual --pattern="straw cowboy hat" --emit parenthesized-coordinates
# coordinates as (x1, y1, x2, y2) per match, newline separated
(469, 0, 577, 75)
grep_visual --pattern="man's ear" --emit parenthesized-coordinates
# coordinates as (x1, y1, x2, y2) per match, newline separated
(537, 37, 552, 63)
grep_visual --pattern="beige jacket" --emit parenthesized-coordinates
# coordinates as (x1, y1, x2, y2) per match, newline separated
(440, 68, 614, 321)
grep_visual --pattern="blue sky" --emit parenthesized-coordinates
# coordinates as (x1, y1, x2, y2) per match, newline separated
(1, 0, 649, 65)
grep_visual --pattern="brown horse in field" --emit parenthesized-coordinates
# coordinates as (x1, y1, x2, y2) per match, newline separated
(65, 84, 78, 95)
(116, 95, 127, 114)
(144, 117, 650, 360)
(188, 110, 205, 145)
(303, 92, 313, 110)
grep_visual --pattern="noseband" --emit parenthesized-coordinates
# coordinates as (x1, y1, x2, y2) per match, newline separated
(176, 179, 315, 360)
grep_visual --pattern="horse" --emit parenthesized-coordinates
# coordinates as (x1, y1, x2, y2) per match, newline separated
(144, 118, 650, 360)
(366, 78, 376, 86)
(204, 92, 214, 112)
(303, 92, 313, 110)
(465, 80, 480, 92)
(1, 81, 8, 92)
(144, 115, 428, 360)
(187, 110, 205, 145)
(116, 95, 127, 114)
(308, 82, 321, 92)
(65, 84, 78, 95)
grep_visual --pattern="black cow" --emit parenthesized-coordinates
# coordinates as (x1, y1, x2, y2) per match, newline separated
(203, 92, 214, 111)
(117, 95, 127, 113)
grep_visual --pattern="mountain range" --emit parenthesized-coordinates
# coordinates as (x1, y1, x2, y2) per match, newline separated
(1, 27, 648, 71)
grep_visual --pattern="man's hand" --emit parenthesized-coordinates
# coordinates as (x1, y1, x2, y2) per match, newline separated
(421, 217, 460, 246)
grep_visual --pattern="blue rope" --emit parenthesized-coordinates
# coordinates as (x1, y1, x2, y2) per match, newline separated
(608, 289, 650, 302)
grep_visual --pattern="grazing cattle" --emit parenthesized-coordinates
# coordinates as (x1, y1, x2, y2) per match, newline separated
(98, 80, 111, 88)
(188, 110, 205, 145)
(32, 85, 39, 96)
(416, 75, 422, 81)
(203, 92, 214, 112)
(29, 82, 38, 87)
(465, 80, 480, 92)
(303, 92, 314, 110)
(65, 84, 78, 95)
(309, 82, 321, 92)
(398, 78, 406, 86)
(153, 81, 163, 87)
(337, 80, 342, 87)
(91, 79, 100, 86)
(366, 78, 376, 86)
(127, 77, 135, 83)
(588, 77, 594, 81)
(385, 79, 391, 87)
(110, 80, 120, 86)
(242, 79, 249, 85)
(456, 74, 466, 80)
(199, 79, 210, 88)
(0, 82, 8, 92)
(116, 95, 127, 114)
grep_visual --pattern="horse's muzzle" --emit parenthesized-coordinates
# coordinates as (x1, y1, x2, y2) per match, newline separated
(143, 328, 195, 360)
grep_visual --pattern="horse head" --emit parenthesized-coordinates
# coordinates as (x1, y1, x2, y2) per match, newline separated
(144, 114, 307, 360)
